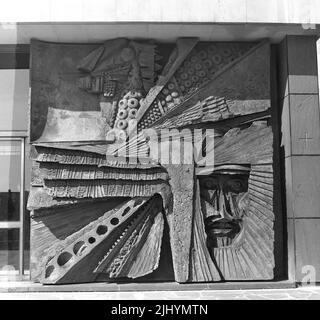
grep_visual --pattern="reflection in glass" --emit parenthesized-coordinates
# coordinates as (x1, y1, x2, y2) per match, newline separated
(0, 228, 19, 274)
(0, 140, 21, 222)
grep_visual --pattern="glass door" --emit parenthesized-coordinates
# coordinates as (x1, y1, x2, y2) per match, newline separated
(0, 136, 29, 279)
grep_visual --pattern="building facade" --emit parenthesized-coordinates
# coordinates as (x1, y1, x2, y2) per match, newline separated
(0, 0, 320, 290)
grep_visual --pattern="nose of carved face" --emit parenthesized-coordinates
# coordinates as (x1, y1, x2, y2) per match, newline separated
(210, 189, 236, 221)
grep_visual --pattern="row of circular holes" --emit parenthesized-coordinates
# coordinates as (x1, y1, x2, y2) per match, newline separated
(138, 89, 179, 128)
(181, 47, 238, 68)
(139, 53, 222, 127)
(138, 100, 163, 124)
(176, 60, 211, 92)
(176, 48, 241, 91)
(52, 199, 144, 269)
(137, 48, 247, 129)
(116, 97, 140, 130)
(139, 105, 163, 125)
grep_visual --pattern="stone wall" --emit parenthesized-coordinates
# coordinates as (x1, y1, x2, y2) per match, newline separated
(279, 35, 320, 283)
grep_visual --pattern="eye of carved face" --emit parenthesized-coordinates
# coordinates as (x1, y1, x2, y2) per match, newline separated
(200, 175, 248, 194)
(199, 171, 250, 248)
(202, 177, 219, 189)
(226, 177, 247, 193)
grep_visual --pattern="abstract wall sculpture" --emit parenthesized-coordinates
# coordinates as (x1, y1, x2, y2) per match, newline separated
(28, 38, 275, 284)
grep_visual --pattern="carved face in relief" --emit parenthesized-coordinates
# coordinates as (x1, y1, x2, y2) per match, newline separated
(199, 165, 250, 248)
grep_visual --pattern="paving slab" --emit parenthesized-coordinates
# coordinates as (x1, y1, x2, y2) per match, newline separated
(0, 286, 320, 300)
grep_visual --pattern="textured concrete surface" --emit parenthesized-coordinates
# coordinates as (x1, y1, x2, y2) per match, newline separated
(1, 0, 320, 24)
(0, 286, 320, 300)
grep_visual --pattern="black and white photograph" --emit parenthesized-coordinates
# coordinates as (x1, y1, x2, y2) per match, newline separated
(0, 0, 320, 312)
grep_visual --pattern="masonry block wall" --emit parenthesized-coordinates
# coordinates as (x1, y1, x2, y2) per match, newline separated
(279, 35, 320, 282)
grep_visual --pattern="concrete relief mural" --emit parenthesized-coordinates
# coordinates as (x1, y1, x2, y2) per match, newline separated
(28, 38, 275, 284)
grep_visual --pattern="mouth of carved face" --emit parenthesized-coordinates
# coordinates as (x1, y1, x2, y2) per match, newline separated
(199, 171, 249, 248)
(205, 217, 242, 238)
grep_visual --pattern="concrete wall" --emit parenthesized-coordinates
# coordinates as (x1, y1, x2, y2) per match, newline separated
(1, 0, 320, 24)
(279, 36, 320, 283)
(2, 23, 319, 45)
(318, 40, 320, 95)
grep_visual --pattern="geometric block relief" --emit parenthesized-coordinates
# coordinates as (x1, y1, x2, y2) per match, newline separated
(28, 38, 275, 283)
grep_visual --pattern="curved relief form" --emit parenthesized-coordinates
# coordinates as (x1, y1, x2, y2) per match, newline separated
(41, 196, 165, 284)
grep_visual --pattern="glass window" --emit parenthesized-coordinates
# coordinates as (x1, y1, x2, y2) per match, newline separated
(0, 138, 29, 279)
(0, 228, 19, 275)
